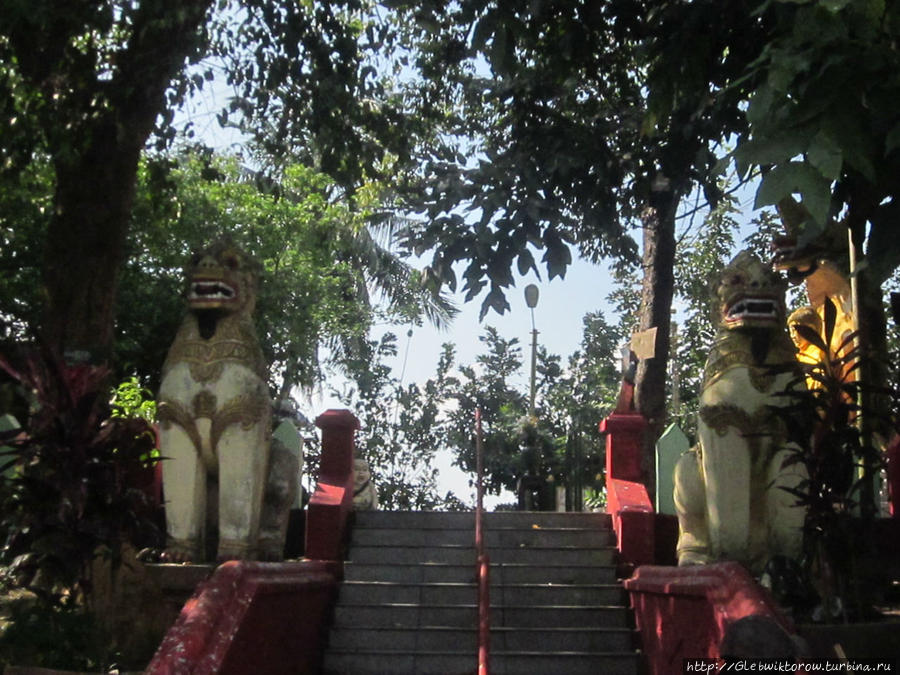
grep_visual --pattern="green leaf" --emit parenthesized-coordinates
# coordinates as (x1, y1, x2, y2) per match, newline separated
(754, 161, 832, 225)
(885, 123, 900, 155)
(807, 131, 843, 180)
(735, 131, 810, 170)
(516, 249, 537, 276)
(746, 84, 776, 127)
(479, 285, 510, 320)
(768, 50, 811, 92)
(541, 229, 572, 280)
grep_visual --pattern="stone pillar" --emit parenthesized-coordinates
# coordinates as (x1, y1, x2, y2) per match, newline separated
(600, 412, 646, 483)
(305, 409, 359, 561)
(316, 409, 357, 479)
(600, 413, 655, 572)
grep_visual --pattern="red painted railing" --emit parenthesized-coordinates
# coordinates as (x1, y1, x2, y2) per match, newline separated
(305, 409, 359, 561)
(625, 562, 796, 674)
(145, 560, 339, 674)
(475, 408, 490, 675)
(600, 410, 800, 673)
(599, 412, 656, 574)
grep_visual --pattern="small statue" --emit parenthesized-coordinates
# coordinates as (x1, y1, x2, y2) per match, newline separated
(674, 251, 807, 574)
(352, 454, 378, 510)
(157, 238, 297, 562)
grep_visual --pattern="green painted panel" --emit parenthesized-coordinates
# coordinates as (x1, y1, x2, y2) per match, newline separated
(656, 423, 689, 515)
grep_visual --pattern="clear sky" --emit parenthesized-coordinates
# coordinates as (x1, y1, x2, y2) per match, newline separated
(382, 256, 618, 392)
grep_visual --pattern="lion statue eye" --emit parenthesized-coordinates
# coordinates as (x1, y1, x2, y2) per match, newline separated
(224, 255, 239, 270)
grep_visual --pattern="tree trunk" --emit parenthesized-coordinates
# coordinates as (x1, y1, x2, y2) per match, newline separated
(43, 126, 142, 364)
(38, 0, 213, 364)
(849, 209, 890, 518)
(633, 188, 679, 499)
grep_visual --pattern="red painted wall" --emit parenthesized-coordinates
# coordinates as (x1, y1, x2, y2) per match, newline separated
(625, 562, 795, 674)
(145, 561, 339, 675)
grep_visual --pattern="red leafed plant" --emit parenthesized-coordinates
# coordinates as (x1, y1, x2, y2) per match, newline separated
(0, 346, 160, 606)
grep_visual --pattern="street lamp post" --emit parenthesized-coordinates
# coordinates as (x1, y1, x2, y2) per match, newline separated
(518, 284, 545, 511)
(524, 284, 539, 417)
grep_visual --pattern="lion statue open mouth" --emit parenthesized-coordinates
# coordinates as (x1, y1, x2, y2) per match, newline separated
(674, 251, 807, 574)
(157, 238, 296, 562)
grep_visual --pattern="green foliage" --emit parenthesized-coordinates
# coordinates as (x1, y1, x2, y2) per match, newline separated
(0, 160, 53, 347)
(445, 321, 616, 498)
(733, 0, 900, 280)
(443, 327, 533, 494)
(776, 298, 888, 620)
(390, 0, 771, 321)
(670, 191, 739, 433)
(0, 0, 428, 362)
(110, 376, 157, 423)
(117, 148, 453, 393)
(123, 150, 373, 390)
(540, 312, 622, 499)
(207, 1, 417, 190)
(390, 0, 645, 318)
(0, 349, 161, 606)
(0, 600, 112, 671)
(332, 314, 620, 507)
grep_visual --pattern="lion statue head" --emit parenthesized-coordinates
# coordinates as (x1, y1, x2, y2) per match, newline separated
(714, 250, 787, 332)
(185, 237, 260, 318)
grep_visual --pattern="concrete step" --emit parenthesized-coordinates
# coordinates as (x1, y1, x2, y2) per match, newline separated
(325, 510, 638, 674)
(350, 525, 614, 548)
(322, 649, 639, 675)
(339, 580, 625, 607)
(343, 561, 618, 585)
(333, 603, 631, 629)
(348, 543, 617, 566)
(327, 625, 635, 652)
(353, 510, 612, 530)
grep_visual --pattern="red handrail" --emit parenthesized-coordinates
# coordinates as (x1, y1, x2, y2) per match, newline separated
(475, 408, 490, 675)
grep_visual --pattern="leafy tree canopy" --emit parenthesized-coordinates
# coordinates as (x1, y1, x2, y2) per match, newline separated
(331, 312, 622, 507)
(732, 0, 900, 283)
(385, 0, 771, 317)
(0, 0, 421, 361)
(2, 147, 455, 394)
(332, 333, 467, 510)
(122, 148, 456, 393)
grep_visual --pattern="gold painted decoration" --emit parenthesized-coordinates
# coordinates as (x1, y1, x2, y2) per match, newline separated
(162, 317, 266, 383)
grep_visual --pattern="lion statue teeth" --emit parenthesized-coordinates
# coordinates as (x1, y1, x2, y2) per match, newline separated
(673, 250, 808, 574)
(157, 238, 296, 563)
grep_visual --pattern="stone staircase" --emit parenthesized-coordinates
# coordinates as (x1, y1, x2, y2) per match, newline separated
(321, 510, 641, 675)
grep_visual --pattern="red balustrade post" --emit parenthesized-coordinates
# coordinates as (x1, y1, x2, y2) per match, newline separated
(305, 409, 360, 562)
(599, 412, 655, 572)
(600, 412, 646, 483)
